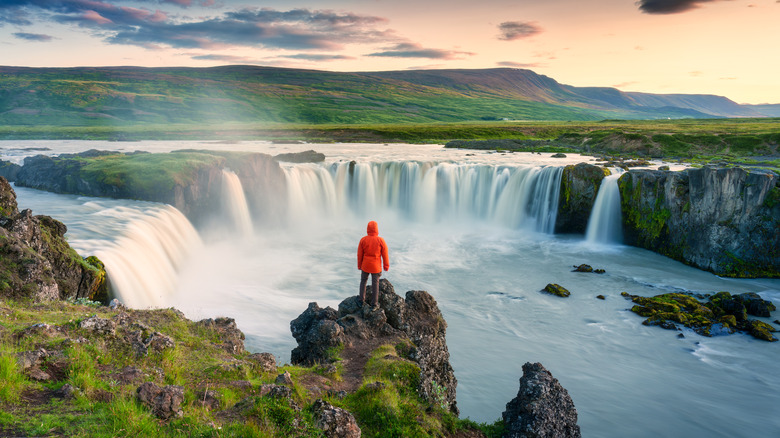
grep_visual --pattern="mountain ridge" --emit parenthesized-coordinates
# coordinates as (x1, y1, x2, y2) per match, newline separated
(0, 65, 775, 126)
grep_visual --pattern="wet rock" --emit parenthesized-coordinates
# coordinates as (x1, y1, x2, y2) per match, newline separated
(734, 293, 776, 317)
(572, 264, 593, 272)
(596, 295, 606, 300)
(502, 362, 581, 438)
(594, 269, 606, 274)
(79, 315, 116, 336)
(273, 150, 326, 163)
(542, 283, 571, 298)
(556, 163, 608, 234)
(247, 352, 277, 373)
(748, 320, 777, 342)
(197, 317, 245, 354)
(551, 153, 567, 158)
(311, 398, 361, 438)
(136, 382, 184, 420)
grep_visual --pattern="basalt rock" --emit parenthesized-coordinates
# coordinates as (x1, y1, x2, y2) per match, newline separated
(502, 362, 581, 438)
(542, 283, 571, 298)
(290, 279, 458, 415)
(312, 398, 362, 438)
(618, 166, 779, 277)
(196, 317, 245, 354)
(136, 382, 184, 420)
(0, 160, 21, 182)
(273, 150, 326, 163)
(556, 163, 609, 234)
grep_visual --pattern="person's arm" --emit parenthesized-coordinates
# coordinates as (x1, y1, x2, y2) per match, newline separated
(381, 238, 389, 271)
(357, 238, 364, 270)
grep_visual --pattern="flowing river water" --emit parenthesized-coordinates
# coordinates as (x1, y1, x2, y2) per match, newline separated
(4, 141, 779, 437)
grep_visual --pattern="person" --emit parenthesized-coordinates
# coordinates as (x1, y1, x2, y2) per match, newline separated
(357, 220, 389, 308)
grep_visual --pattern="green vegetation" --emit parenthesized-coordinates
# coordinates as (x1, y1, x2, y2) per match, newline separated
(0, 298, 494, 437)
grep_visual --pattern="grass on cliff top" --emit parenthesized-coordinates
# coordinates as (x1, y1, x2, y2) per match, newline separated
(0, 298, 497, 437)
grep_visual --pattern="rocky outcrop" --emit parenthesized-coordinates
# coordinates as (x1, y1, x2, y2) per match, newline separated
(136, 382, 184, 420)
(502, 362, 581, 438)
(273, 150, 326, 163)
(556, 163, 609, 234)
(0, 160, 21, 182)
(290, 279, 458, 415)
(619, 166, 779, 277)
(311, 398, 361, 438)
(13, 150, 288, 226)
(1, 177, 107, 302)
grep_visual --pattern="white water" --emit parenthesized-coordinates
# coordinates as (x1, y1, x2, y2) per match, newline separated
(7, 141, 779, 438)
(221, 169, 253, 237)
(585, 173, 624, 245)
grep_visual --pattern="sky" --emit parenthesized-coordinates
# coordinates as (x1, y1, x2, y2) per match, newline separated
(1, 0, 778, 104)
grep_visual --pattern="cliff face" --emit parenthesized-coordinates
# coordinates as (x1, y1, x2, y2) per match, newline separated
(619, 166, 779, 277)
(556, 163, 608, 234)
(0, 177, 107, 302)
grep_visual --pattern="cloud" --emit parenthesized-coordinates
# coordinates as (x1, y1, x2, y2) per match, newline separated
(0, 2, 399, 52)
(190, 54, 258, 63)
(613, 81, 640, 88)
(367, 43, 474, 59)
(13, 32, 54, 42)
(281, 53, 356, 61)
(637, 0, 720, 14)
(497, 61, 540, 68)
(497, 21, 542, 41)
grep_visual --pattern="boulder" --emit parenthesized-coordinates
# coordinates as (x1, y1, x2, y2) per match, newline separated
(542, 284, 571, 298)
(502, 362, 581, 438)
(734, 293, 776, 317)
(136, 382, 184, 420)
(194, 390, 221, 411)
(312, 398, 361, 438)
(196, 317, 245, 354)
(273, 150, 326, 163)
(79, 315, 116, 336)
(247, 352, 277, 373)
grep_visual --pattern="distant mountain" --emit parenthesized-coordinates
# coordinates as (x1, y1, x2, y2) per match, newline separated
(0, 65, 774, 126)
(743, 104, 780, 117)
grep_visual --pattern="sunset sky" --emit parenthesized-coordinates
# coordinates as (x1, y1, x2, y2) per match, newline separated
(1, 0, 778, 104)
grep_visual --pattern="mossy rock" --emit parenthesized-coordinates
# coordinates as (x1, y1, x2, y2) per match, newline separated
(542, 283, 570, 298)
(748, 320, 778, 342)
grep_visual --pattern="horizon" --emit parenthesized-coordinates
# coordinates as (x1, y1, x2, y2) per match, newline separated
(1, 0, 779, 105)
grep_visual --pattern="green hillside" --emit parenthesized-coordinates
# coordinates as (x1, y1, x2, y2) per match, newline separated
(2, 65, 765, 131)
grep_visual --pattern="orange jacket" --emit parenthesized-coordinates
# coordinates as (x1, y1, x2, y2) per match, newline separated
(357, 221, 389, 274)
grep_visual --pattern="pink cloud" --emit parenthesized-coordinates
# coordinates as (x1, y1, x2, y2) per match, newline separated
(82, 10, 112, 25)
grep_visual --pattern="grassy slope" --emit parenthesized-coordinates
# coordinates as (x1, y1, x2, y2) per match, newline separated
(0, 298, 500, 437)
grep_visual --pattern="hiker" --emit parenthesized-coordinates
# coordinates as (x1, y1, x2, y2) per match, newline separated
(357, 220, 389, 308)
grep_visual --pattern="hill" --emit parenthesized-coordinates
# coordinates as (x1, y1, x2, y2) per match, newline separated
(0, 65, 773, 128)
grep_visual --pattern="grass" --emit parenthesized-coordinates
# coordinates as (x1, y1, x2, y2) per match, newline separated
(0, 298, 496, 437)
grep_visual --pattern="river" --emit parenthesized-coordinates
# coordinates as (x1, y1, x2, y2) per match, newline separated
(5, 140, 779, 437)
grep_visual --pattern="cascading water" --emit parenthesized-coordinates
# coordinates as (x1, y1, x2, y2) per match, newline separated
(221, 169, 253, 236)
(95, 205, 202, 308)
(585, 173, 624, 245)
(283, 161, 564, 233)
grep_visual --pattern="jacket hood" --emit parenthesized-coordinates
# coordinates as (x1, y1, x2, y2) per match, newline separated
(366, 221, 378, 236)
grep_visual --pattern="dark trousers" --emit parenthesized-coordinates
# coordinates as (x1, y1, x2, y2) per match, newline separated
(359, 270, 381, 306)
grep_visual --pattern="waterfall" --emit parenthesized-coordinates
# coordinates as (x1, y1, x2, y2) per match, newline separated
(585, 173, 624, 245)
(221, 169, 253, 236)
(95, 206, 202, 308)
(281, 162, 564, 233)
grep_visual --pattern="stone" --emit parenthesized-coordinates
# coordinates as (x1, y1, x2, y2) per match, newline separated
(551, 153, 567, 158)
(79, 315, 116, 336)
(748, 320, 778, 342)
(146, 332, 175, 353)
(502, 362, 581, 438)
(734, 293, 776, 317)
(542, 283, 571, 298)
(572, 264, 593, 272)
(136, 382, 184, 420)
(197, 317, 245, 354)
(290, 302, 345, 366)
(109, 298, 125, 311)
(194, 390, 221, 410)
(275, 371, 293, 386)
(115, 366, 147, 385)
(54, 383, 79, 399)
(247, 352, 277, 373)
(312, 398, 361, 438)
(596, 295, 606, 300)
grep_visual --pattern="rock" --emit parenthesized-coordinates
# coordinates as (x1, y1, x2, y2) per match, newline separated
(275, 371, 293, 386)
(16, 348, 49, 371)
(273, 150, 326, 163)
(542, 283, 571, 298)
(54, 383, 79, 399)
(146, 332, 176, 353)
(502, 362, 581, 438)
(109, 298, 125, 310)
(618, 166, 779, 278)
(748, 320, 777, 342)
(126, 329, 175, 357)
(734, 293, 776, 317)
(0, 162, 21, 182)
(551, 153, 567, 158)
(0, 176, 18, 216)
(79, 315, 116, 336)
(197, 317, 245, 354)
(247, 352, 277, 373)
(194, 390, 221, 410)
(311, 398, 361, 438)
(268, 384, 293, 399)
(290, 279, 458, 415)
(556, 164, 609, 234)
(658, 165, 671, 171)
(115, 366, 147, 385)
(136, 382, 184, 420)
(572, 264, 593, 272)
(596, 295, 606, 300)
(594, 269, 606, 274)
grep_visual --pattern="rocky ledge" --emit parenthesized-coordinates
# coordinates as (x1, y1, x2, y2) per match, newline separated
(290, 279, 459, 415)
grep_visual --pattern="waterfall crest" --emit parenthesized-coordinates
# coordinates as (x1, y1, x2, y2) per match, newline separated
(283, 162, 563, 233)
(96, 205, 202, 308)
(585, 173, 623, 245)
(221, 169, 253, 236)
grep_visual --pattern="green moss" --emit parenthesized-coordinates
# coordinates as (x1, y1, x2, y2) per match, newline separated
(542, 283, 571, 298)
